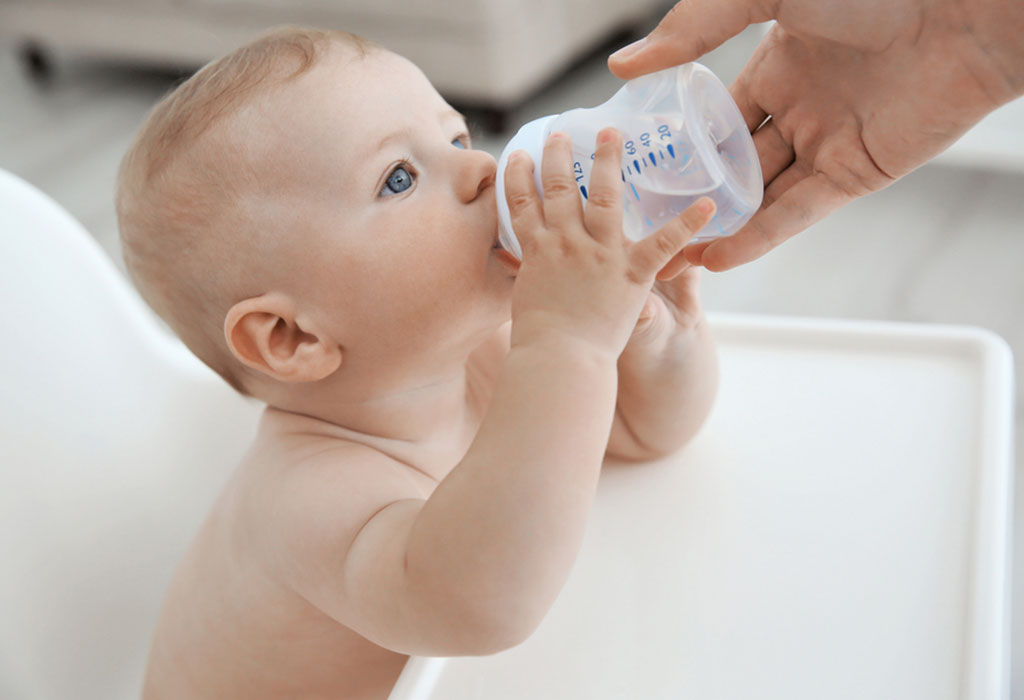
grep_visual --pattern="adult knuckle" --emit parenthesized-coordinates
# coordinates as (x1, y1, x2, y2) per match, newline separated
(658, 1, 686, 32)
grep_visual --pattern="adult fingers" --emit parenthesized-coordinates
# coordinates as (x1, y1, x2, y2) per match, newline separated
(762, 158, 811, 208)
(681, 123, 794, 268)
(582, 127, 625, 243)
(629, 197, 716, 279)
(608, 0, 776, 80)
(730, 69, 769, 134)
(752, 117, 794, 185)
(540, 132, 585, 229)
(691, 173, 852, 271)
(503, 150, 545, 254)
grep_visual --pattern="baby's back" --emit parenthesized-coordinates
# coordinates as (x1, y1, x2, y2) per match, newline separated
(142, 413, 441, 700)
(143, 334, 504, 699)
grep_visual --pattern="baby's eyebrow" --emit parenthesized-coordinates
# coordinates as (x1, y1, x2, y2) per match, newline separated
(374, 127, 414, 153)
(440, 107, 468, 126)
(371, 108, 469, 153)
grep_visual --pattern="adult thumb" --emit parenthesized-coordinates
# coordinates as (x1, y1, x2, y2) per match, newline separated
(608, 0, 774, 79)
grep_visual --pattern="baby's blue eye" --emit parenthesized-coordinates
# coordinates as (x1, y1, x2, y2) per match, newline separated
(381, 165, 414, 195)
(452, 137, 467, 149)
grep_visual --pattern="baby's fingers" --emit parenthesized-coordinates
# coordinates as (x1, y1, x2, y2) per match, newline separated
(583, 127, 624, 243)
(541, 132, 585, 228)
(629, 198, 716, 280)
(503, 150, 545, 254)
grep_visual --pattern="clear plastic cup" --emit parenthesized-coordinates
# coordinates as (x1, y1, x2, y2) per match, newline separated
(495, 62, 763, 260)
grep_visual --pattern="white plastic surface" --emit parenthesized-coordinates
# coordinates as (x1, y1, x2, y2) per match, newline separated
(495, 63, 763, 259)
(0, 169, 262, 700)
(390, 314, 1015, 700)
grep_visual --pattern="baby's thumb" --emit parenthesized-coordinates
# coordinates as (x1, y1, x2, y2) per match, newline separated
(608, 0, 772, 80)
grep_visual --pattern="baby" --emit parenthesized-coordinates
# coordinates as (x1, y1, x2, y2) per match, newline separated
(116, 26, 719, 700)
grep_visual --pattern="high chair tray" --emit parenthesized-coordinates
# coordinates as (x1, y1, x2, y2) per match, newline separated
(390, 313, 1015, 700)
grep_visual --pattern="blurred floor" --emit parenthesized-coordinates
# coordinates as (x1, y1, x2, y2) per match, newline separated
(2, 19, 1023, 697)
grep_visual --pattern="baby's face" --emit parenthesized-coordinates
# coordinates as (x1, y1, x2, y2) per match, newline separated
(240, 47, 516, 370)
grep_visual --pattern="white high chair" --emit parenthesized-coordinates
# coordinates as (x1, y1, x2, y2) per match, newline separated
(0, 168, 261, 699)
(0, 167, 1015, 700)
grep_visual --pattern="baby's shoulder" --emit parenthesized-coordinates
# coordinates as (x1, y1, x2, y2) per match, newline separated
(235, 427, 426, 582)
(245, 419, 427, 505)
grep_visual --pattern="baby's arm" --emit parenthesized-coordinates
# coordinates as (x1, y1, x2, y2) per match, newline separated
(265, 130, 715, 658)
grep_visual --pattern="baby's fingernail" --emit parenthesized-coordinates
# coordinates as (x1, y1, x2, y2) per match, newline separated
(598, 128, 617, 144)
(610, 37, 648, 61)
(549, 131, 567, 142)
(696, 198, 715, 215)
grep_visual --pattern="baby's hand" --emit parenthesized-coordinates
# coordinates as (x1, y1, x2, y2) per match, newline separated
(627, 262, 708, 351)
(503, 128, 715, 359)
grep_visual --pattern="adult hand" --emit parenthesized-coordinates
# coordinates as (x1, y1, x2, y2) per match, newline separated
(609, 0, 1024, 271)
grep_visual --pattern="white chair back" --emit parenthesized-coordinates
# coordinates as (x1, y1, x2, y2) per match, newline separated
(0, 169, 261, 699)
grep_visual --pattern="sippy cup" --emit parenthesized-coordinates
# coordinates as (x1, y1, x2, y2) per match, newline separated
(494, 62, 763, 260)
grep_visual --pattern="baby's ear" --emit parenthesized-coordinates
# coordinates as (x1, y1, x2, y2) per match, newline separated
(224, 294, 342, 382)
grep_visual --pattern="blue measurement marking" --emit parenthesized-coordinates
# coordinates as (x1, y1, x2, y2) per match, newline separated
(621, 170, 626, 182)
(580, 185, 588, 199)
(658, 150, 664, 161)
(629, 182, 640, 200)
(644, 215, 654, 228)
(633, 158, 641, 172)
(648, 153, 657, 167)
(667, 144, 675, 158)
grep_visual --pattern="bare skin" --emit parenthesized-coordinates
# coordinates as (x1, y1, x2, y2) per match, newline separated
(142, 47, 719, 699)
(609, 0, 1024, 271)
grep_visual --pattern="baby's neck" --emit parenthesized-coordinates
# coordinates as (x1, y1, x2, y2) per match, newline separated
(265, 364, 481, 481)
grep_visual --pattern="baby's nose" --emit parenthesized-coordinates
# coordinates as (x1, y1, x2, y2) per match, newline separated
(457, 150, 498, 203)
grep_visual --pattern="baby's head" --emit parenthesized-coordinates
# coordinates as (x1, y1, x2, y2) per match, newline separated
(118, 27, 514, 404)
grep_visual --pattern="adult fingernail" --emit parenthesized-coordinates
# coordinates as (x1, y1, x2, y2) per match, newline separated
(610, 37, 648, 61)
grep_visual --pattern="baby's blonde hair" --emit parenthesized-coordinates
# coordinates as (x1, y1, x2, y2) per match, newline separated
(116, 26, 376, 393)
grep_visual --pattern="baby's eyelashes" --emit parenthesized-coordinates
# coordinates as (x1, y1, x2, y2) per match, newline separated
(378, 135, 471, 197)
(381, 164, 415, 196)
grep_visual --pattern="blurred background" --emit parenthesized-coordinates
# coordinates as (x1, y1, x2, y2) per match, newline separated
(1, 0, 1022, 696)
